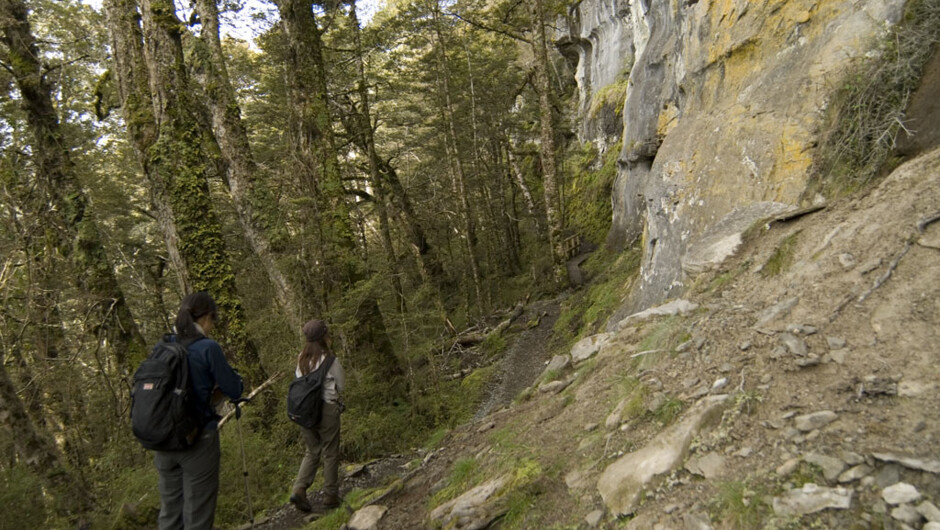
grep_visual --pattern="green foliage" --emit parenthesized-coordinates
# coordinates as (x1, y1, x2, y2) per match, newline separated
(480, 332, 508, 356)
(711, 480, 771, 529)
(589, 79, 630, 118)
(217, 419, 298, 527)
(554, 248, 641, 342)
(652, 396, 684, 426)
(761, 231, 801, 277)
(430, 457, 482, 509)
(810, 0, 940, 196)
(564, 142, 621, 245)
(497, 459, 544, 530)
(0, 466, 50, 530)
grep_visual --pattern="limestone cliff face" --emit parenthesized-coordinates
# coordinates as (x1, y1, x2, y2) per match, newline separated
(561, 0, 907, 320)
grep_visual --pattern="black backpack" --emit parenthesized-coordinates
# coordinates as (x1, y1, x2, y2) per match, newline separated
(286, 355, 335, 429)
(130, 335, 202, 450)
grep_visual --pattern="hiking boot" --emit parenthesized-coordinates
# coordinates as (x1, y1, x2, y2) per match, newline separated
(323, 493, 341, 510)
(290, 489, 312, 513)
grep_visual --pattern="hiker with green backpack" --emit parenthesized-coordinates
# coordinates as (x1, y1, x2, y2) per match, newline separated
(132, 292, 244, 529)
(287, 319, 346, 512)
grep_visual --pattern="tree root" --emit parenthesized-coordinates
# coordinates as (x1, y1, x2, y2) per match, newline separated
(916, 211, 940, 233)
(856, 241, 912, 303)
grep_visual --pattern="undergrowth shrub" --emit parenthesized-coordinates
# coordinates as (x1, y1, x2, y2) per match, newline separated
(0, 466, 50, 530)
(811, 0, 940, 196)
(565, 142, 621, 245)
(554, 248, 641, 342)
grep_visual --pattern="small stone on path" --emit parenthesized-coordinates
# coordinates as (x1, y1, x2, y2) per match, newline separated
(794, 411, 837, 432)
(584, 509, 604, 528)
(347, 505, 388, 530)
(917, 500, 940, 522)
(891, 504, 924, 525)
(772, 483, 852, 516)
(883, 483, 922, 505)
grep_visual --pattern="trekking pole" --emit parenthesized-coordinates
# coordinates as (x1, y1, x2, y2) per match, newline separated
(231, 397, 254, 527)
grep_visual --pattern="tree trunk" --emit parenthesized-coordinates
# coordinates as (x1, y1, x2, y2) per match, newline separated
(346, 3, 406, 310)
(106, 0, 268, 386)
(531, 0, 567, 285)
(191, 0, 303, 326)
(103, 0, 189, 295)
(1, 0, 147, 377)
(274, 0, 359, 312)
(430, 0, 484, 311)
(0, 354, 91, 520)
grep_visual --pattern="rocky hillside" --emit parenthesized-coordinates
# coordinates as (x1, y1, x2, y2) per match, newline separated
(326, 145, 939, 529)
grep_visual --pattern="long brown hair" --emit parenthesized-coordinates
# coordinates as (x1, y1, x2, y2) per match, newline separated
(298, 338, 330, 375)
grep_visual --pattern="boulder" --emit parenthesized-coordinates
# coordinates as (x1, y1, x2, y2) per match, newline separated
(794, 410, 837, 432)
(542, 354, 571, 378)
(882, 483, 922, 505)
(348, 505, 388, 530)
(597, 395, 728, 515)
(429, 476, 509, 530)
(873, 452, 940, 473)
(803, 452, 845, 482)
(685, 453, 726, 479)
(570, 334, 611, 363)
(614, 299, 698, 330)
(772, 484, 853, 516)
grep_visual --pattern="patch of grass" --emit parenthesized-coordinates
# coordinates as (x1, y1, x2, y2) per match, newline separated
(424, 428, 449, 451)
(700, 271, 733, 295)
(711, 479, 771, 529)
(809, 0, 940, 197)
(429, 457, 482, 509)
(735, 390, 763, 416)
(761, 231, 801, 277)
(540, 368, 561, 384)
(497, 459, 545, 530)
(623, 385, 648, 420)
(652, 396, 684, 426)
(305, 505, 351, 529)
(554, 248, 641, 343)
(590, 79, 630, 118)
(790, 462, 825, 488)
(480, 332, 508, 356)
(633, 316, 692, 367)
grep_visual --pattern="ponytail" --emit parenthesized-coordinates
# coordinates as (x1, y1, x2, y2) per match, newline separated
(175, 291, 218, 342)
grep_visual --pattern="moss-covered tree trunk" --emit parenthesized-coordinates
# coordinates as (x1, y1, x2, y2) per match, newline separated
(106, 0, 268, 386)
(191, 0, 303, 327)
(531, 0, 568, 285)
(274, 0, 360, 316)
(103, 0, 189, 296)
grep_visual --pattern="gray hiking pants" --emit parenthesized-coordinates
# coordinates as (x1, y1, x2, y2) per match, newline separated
(154, 428, 220, 530)
(293, 401, 341, 495)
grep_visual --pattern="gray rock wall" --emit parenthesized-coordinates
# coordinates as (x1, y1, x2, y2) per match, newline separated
(560, 0, 907, 322)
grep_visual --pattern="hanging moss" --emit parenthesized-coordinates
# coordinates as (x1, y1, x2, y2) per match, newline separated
(564, 141, 619, 244)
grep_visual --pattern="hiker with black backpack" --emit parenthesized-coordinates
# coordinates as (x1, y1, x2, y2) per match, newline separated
(287, 318, 345, 512)
(133, 291, 244, 530)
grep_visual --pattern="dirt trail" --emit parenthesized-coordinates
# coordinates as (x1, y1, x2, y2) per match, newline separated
(475, 299, 561, 419)
(243, 299, 563, 530)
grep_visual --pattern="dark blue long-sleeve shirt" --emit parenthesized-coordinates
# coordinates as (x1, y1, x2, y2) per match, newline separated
(185, 336, 243, 430)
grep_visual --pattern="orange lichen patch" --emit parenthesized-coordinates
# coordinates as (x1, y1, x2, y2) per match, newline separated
(767, 123, 815, 201)
(657, 103, 680, 139)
